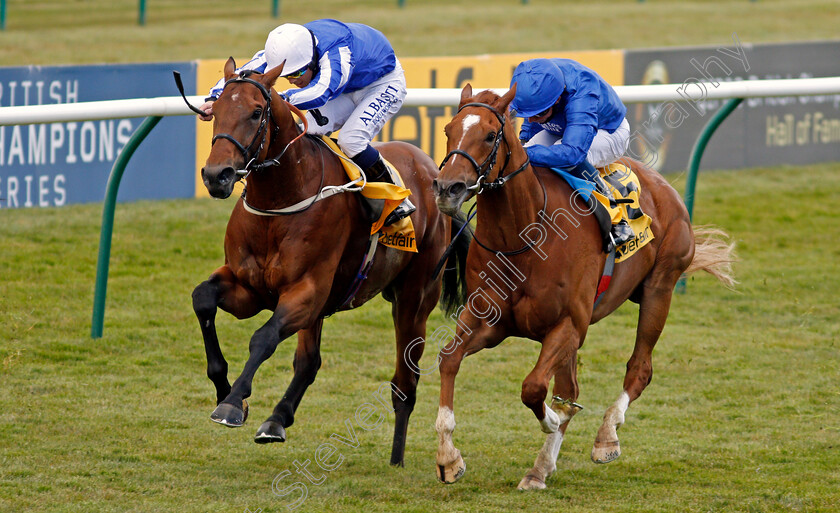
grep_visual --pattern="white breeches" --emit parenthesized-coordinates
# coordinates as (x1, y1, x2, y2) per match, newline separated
(304, 59, 407, 158)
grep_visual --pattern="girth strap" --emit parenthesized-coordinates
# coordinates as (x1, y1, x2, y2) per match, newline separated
(593, 242, 616, 310)
(333, 232, 380, 313)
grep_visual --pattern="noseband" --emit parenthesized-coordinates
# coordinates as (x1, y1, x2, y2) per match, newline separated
(438, 102, 530, 194)
(212, 71, 307, 176)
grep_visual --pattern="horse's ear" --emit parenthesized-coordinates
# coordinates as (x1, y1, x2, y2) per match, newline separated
(224, 57, 237, 80)
(497, 83, 517, 113)
(262, 60, 286, 88)
(458, 83, 474, 108)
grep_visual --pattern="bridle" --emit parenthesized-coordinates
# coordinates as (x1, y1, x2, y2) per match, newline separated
(438, 101, 547, 256)
(176, 69, 361, 217)
(438, 102, 530, 195)
(211, 71, 308, 178)
(208, 72, 370, 217)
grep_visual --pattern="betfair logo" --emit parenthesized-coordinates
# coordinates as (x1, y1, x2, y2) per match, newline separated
(379, 231, 415, 249)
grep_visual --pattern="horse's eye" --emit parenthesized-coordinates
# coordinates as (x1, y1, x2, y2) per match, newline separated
(485, 132, 496, 143)
(251, 109, 263, 120)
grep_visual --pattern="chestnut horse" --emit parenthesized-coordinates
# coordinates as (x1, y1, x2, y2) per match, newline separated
(432, 85, 735, 488)
(191, 58, 468, 466)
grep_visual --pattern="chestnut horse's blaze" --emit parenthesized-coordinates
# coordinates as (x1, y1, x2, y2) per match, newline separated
(432, 84, 735, 489)
(192, 58, 469, 467)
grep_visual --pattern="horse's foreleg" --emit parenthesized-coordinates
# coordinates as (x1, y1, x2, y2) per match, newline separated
(254, 318, 324, 444)
(436, 322, 502, 484)
(212, 281, 318, 428)
(389, 277, 441, 467)
(192, 267, 261, 406)
(592, 280, 675, 464)
(518, 319, 585, 490)
(520, 357, 584, 491)
(436, 343, 466, 485)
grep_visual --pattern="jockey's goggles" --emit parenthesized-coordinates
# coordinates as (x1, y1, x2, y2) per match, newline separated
(535, 105, 553, 118)
(285, 67, 308, 79)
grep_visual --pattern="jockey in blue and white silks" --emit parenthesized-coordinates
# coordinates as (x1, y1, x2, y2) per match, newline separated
(510, 58, 634, 245)
(201, 19, 414, 225)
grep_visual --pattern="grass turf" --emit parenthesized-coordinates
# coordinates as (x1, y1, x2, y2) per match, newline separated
(1, 0, 839, 66)
(1, 162, 838, 512)
(2, 1, 839, 511)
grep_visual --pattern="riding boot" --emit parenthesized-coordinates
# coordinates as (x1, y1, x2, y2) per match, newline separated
(592, 173, 635, 247)
(571, 160, 635, 248)
(365, 156, 416, 226)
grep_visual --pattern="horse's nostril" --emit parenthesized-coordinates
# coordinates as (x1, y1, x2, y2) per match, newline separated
(218, 166, 236, 185)
(448, 183, 466, 197)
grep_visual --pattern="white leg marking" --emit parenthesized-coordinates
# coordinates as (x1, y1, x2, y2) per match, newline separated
(540, 402, 561, 433)
(435, 406, 458, 463)
(518, 431, 564, 490)
(534, 431, 563, 479)
(606, 391, 630, 429)
(592, 391, 630, 464)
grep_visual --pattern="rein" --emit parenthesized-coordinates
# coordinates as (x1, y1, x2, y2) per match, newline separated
(438, 97, 618, 306)
(440, 101, 543, 256)
(241, 136, 366, 216)
(211, 73, 309, 178)
(469, 170, 549, 257)
(197, 71, 363, 216)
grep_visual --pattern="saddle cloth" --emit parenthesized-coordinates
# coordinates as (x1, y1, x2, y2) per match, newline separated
(318, 136, 417, 253)
(551, 161, 654, 263)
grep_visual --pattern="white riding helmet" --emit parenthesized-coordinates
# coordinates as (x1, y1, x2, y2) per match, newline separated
(264, 24, 316, 76)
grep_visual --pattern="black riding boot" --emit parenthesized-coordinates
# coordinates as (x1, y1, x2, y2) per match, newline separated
(365, 156, 416, 226)
(570, 160, 635, 248)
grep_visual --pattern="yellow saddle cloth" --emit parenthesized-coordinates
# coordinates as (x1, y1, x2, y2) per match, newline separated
(591, 161, 654, 263)
(319, 136, 417, 253)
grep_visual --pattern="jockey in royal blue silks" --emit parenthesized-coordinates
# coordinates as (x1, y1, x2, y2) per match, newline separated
(510, 58, 634, 246)
(200, 19, 414, 226)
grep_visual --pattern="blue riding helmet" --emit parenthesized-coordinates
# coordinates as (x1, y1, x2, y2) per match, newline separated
(509, 59, 566, 118)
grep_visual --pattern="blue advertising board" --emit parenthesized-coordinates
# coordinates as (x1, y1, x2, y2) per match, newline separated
(0, 62, 197, 209)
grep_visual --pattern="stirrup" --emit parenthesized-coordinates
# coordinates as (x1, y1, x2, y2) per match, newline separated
(592, 174, 620, 208)
(383, 198, 416, 226)
(611, 220, 635, 247)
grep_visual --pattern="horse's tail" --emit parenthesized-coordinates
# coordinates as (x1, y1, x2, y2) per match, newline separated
(439, 217, 472, 316)
(685, 225, 737, 289)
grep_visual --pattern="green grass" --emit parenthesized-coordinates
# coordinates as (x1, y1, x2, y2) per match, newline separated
(1, 162, 839, 512)
(1, 0, 839, 66)
(2, 1, 840, 511)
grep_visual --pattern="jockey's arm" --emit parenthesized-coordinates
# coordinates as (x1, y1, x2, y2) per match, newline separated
(524, 75, 601, 169)
(524, 123, 596, 169)
(518, 121, 543, 143)
(282, 47, 350, 111)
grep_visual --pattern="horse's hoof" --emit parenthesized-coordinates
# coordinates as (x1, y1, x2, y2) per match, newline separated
(210, 400, 248, 427)
(591, 440, 621, 464)
(389, 456, 405, 468)
(254, 420, 286, 444)
(436, 454, 466, 484)
(517, 474, 547, 490)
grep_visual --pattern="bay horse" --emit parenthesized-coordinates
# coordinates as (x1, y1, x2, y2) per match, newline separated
(432, 84, 735, 489)
(191, 58, 468, 466)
